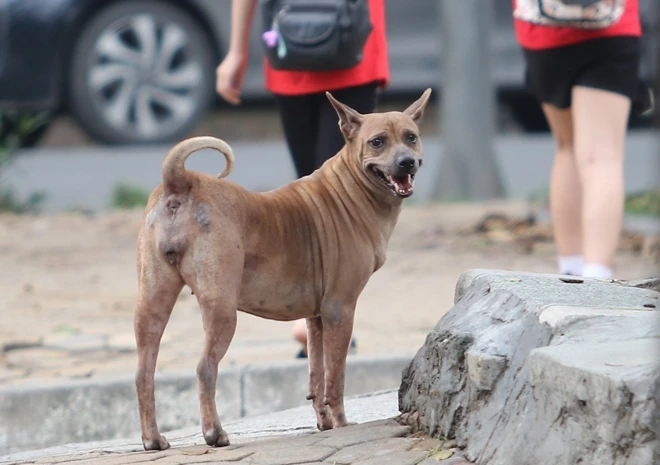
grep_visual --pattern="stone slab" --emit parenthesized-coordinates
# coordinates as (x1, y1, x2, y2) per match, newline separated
(351, 450, 431, 465)
(249, 445, 336, 465)
(526, 339, 660, 465)
(400, 269, 660, 465)
(316, 424, 412, 449)
(325, 437, 421, 464)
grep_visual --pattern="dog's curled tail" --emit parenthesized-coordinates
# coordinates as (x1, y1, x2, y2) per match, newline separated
(162, 136, 235, 194)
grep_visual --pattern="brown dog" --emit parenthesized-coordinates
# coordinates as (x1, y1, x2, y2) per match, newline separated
(134, 89, 432, 450)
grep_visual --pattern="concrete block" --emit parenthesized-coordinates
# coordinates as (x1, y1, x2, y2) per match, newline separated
(241, 355, 412, 418)
(0, 352, 411, 455)
(0, 367, 242, 455)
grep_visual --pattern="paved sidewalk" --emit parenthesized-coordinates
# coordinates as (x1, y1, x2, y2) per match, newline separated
(2, 391, 472, 465)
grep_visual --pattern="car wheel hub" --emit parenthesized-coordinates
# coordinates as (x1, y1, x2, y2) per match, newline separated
(88, 13, 203, 140)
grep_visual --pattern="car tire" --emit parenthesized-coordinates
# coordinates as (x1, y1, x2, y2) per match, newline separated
(68, 1, 215, 145)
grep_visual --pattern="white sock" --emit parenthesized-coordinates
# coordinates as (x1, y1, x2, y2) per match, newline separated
(558, 255, 584, 276)
(582, 263, 613, 280)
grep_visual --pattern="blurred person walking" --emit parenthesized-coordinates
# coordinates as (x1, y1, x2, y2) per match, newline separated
(216, 0, 390, 357)
(512, 0, 653, 279)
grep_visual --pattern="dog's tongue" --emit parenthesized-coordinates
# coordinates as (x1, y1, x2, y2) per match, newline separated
(390, 175, 413, 196)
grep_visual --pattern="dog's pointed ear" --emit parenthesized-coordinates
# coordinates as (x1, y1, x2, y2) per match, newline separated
(403, 88, 433, 124)
(327, 92, 364, 140)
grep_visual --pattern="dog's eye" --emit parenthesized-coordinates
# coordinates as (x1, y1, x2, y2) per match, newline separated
(369, 138, 384, 148)
(407, 133, 418, 144)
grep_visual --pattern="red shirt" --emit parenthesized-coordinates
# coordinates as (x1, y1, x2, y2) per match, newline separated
(513, 0, 641, 50)
(264, 0, 390, 95)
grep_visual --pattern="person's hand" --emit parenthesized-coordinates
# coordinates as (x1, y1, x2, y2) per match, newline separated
(216, 51, 248, 105)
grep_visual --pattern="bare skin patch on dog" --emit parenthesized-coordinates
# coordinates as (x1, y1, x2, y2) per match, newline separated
(145, 208, 156, 228)
(165, 251, 177, 265)
(159, 238, 186, 266)
(244, 253, 267, 271)
(166, 197, 181, 213)
(195, 203, 211, 231)
(325, 301, 343, 326)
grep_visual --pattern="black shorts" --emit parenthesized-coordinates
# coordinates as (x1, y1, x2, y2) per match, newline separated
(523, 36, 650, 113)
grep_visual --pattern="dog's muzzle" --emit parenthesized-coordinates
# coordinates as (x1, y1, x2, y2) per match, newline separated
(367, 155, 420, 198)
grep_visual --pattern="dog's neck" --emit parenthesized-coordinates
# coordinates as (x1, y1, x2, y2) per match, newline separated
(313, 146, 403, 244)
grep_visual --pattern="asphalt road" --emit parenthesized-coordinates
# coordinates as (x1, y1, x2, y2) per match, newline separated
(3, 131, 659, 213)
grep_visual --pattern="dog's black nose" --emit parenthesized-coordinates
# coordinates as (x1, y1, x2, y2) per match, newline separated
(396, 156, 417, 173)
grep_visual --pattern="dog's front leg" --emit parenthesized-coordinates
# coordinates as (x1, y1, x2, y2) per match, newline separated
(305, 316, 333, 430)
(321, 302, 356, 428)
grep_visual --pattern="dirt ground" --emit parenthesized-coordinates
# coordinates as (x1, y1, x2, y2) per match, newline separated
(0, 201, 657, 387)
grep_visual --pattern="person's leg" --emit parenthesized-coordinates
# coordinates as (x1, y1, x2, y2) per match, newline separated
(540, 104, 584, 276)
(571, 86, 631, 279)
(315, 82, 379, 166)
(273, 93, 320, 178)
(292, 318, 307, 358)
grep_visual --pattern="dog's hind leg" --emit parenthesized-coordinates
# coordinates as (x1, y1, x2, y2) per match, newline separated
(183, 245, 242, 448)
(195, 294, 237, 447)
(321, 302, 356, 429)
(134, 255, 184, 451)
(306, 316, 333, 430)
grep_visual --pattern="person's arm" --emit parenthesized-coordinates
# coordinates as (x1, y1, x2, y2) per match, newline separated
(216, 0, 259, 105)
(227, 0, 258, 60)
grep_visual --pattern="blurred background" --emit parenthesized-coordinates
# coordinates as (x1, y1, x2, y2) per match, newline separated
(0, 0, 658, 395)
(0, 0, 657, 208)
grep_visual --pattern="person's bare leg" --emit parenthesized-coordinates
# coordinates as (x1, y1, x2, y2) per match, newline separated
(572, 86, 631, 278)
(293, 318, 307, 355)
(541, 104, 583, 275)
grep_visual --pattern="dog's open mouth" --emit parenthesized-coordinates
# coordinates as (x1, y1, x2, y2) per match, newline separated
(369, 166, 415, 198)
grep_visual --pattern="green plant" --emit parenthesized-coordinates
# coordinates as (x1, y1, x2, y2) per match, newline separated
(111, 183, 151, 209)
(625, 188, 660, 217)
(525, 186, 660, 217)
(0, 111, 52, 213)
(526, 186, 550, 205)
(0, 190, 46, 214)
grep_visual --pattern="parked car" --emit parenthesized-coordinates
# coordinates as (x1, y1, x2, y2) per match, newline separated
(0, 0, 657, 145)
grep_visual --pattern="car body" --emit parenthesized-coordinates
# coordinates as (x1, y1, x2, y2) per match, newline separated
(0, 0, 657, 144)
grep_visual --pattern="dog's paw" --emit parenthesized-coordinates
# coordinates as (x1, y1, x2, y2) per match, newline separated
(332, 413, 349, 428)
(142, 435, 170, 451)
(313, 406, 333, 431)
(204, 427, 230, 447)
(316, 419, 333, 431)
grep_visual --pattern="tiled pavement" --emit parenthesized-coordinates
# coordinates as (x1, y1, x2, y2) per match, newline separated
(13, 420, 472, 465)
